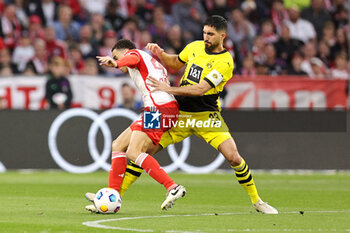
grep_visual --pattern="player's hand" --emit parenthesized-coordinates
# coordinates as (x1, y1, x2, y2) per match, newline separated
(145, 43, 164, 58)
(96, 56, 117, 68)
(148, 76, 169, 92)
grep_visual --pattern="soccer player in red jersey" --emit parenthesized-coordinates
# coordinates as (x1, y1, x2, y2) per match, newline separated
(85, 39, 186, 212)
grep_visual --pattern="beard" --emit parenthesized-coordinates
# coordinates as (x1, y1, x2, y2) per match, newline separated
(204, 41, 219, 52)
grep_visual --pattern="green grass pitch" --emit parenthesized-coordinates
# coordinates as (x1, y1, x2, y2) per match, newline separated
(0, 171, 350, 233)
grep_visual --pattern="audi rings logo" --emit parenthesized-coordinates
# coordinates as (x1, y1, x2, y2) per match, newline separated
(48, 108, 225, 174)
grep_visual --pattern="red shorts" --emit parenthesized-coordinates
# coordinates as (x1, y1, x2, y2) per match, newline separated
(130, 101, 179, 145)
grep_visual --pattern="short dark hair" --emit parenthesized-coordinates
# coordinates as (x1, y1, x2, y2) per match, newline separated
(122, 82, 132, 88)
(204, 15, 227, 32)
(112, 39, 136, 52)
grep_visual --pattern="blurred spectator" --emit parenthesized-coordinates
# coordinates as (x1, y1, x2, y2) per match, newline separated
(227, 8, 256, 58)
(98, 30, 117, 57)
(53, 4, 80, 42)
(261, 43, 286, 75)
(172, 0, 206, 41)
(22, 62, 37, 76)
(330, 52, 349, 79)
(240, 53, 256, 76)
(14, 0, 29, 28)
(0, 38, 4, 50)
(0, 0, 5, 14)
(25, 39, 48, 75)
(117, 83, 142, 111)
(204, 0, 230, 19)
(332, 4, 349, 28)
(301, 0, 332, 40)
(12, 31, 34, 72)
(98, 30, 124, 76)
(0, 86, 6, 108)
(139, 30, 153, 50)
(301, 40, 318, 75)
(252, 36, 265, 64)
(255, 62, 268, 75)
(56, 0, 82, 20)
(28, 15, 46, 42)
(284, 0, 311, 11)
(79, 0, 108, 15)
(164, 24, 186, 54)
(28, 0, 58, 27)
(117, 0, 132, 18)
(309, 57, 327, 79)
(321, 21, 336, 47)
(287, 52, 308, 76)
(0, 65, 13, 76)
(90, 13, 113, 45)
(0, 4, 22, 50)
(148, 5, 171, 47)
(44, 26, 68, 59)
(271, 0, 289, 33)
(317, 40, 331, 67)
(285, 5, 316, 43)
(224, 37, 235, 59)
(78, 24, 98, 59)
(121, 18, 142, 48)
(274, 24, 303, 63)
(240, 0, 262, 26)
(63, 58, 72, 76)
(330, 27, 349, 60)
(45, 56, 72, 109)
(330, 0, 350, 12)
(82, 57, 99, 75)
(1, 0, 349, 82)
(134, 0, 154, 29)
(0, 48, 19, 75)
(260, 19, 278, 44)
(158, 0, 191, 15)
(68, 44, 84, 74)
(104, 0, 126, 32)
(254, 0, 272, 23)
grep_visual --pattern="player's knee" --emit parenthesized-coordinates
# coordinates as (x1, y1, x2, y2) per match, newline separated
(111, 139, 120, 151)
(224, 150, 241, 167)
(125, 148, 138, 161)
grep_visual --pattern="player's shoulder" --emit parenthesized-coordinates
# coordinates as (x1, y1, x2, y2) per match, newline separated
(125, 49, 141, 55)
(215, 51, 234, 68)
(126, 49, 150, 60)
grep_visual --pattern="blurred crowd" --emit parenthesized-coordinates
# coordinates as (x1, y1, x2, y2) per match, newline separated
(1, 0, 350, 109)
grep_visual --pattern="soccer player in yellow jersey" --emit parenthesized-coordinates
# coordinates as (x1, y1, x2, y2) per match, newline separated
(119, 15, 278, 214)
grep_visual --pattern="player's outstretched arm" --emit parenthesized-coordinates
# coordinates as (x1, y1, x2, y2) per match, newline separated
(146, 43, 184, 70)
(148, 76, 212, 96)
(96, 56, 117, 68)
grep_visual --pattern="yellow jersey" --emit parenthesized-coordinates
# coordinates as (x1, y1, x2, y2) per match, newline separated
(176, 40, 234, 112)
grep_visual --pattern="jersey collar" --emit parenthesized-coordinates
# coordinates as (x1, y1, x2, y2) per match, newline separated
(204, 48, 227, 55)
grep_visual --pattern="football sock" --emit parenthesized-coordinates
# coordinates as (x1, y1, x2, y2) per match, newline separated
(119, 161, 143, 197)
(108, 152, 127, 192)
(135, 152, 176, 191)
(232, 158, 260, 204)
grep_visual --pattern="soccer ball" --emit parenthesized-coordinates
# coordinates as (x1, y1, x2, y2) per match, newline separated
(94, 188, 122, 214)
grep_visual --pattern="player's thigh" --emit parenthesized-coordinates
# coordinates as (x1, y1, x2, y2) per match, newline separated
(192, 111, 232, 150)
(159, 126, 193, 149)
(195, 130, 233, 151)
(126, 130, 154, 161)
(112, 127, 132, 152)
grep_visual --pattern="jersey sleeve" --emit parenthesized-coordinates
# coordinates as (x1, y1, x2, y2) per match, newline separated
(178, 42, 194, 64)
(116, 50, 140, 69)
(205, 60, 234, 87)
